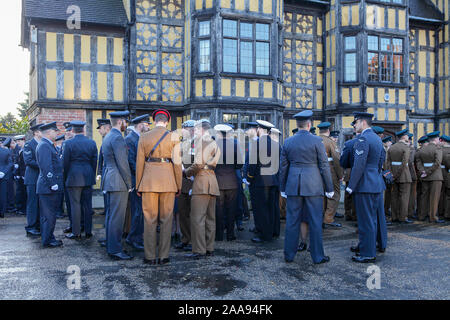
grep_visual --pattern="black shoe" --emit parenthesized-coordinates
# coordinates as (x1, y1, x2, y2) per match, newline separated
(285, 258, 294, 263)
(16, 211, 26, 216)
(386, 221, 393, 226)
(350, 245, 360, 253)
(26, 229, 41, 237)
(65, 233, 82, 240)
(175, 242, 188, 250)
(183, 244, 192, 252)
(433, 219, 445, 224)
(109, 252, 133, 261)
(352, 255, 376, 263)
(400, 219, 413, 224)
(63, 227, 72, 234)
(323, 222, 342, 228)
(237, 225, 244, 231)
(251, 237, 264, 243)
(314, 256, 330, 264)
(158, 258, 170, 265)
(378, 247, 386, 253)
(43, 240, 63, 248)
(85, 233, 93, 239)
(143, 258, 157, 265)
(391, 219, 399, 223)
(185, 253, 206, 259)
(227, 236, 237, 242)
(126, 240, 144, 251)
(335, 213, 344, 219)
(297, 242, 307, 252)
(99, 242, 106, 248)
(206, 251, 214, 257)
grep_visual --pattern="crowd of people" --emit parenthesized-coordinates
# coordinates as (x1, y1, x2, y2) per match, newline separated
(0, 108, 448, 265)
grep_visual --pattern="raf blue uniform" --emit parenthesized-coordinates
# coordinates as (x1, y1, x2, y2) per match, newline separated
(280, 114, 333, 264)
(15, 141, 27, 214)
(36, 125, 64, 247)
(23, 133, 41, 234)
(347, 116, 387, 261)
(63, 123, 98, 237)
(0, 146, 14, 217)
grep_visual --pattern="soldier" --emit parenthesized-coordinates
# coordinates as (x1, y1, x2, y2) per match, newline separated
(382, 135, 393, 222)
(14, 135, 27, 215)
(136, 109, 182, 265)
(280, 110, 333, 264)
(54, 135, 65, 218)
(387, 129, 413, 224)
(319, 122, 344, 228)
(0, 141, 14, 218)
(96, 119, 111, 217)
(185, 119, 220, 259)
(415, 135, 429, 220)
(214, 124, 244, 242)
(346, 112, 387, 263)
(36, 122, 64, 248)
(248, 120, 281, 243)
(175, 120, 196, 251)
(3, 138, 17, 213)
(125, 114, 151, 251)
(416, 131, 445, 223)
(63, 121, 98, 240)
(101, 111, 133, 260)
(441, 135, 450, 220)
(408, 133, 418, 219)
(438, 136, 449, 219)
(24, 123, 43, 236)
(62, 122, 74, 233)
(341, 129, 358, 222)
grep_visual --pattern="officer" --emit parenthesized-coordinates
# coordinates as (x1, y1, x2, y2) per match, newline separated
(0, 140, 13, 218)
(136, 109, 182, 265)
(63, 121, 98, 239)
(346, 112, 386, 263)
(341, 128, 358, 222)
(248, 120, 281, 243)
(101, 111, 133, 260)
(36, 122, 64, 248)
(438, 135, 449, 219)
(382, 135, 393, 220)
(441, 135, 450, 220)
(54, 135, 65, 218)
(415, 136, 429, 219)
(125, 114, 151, 251)
(175, 120, 196, 251)
(3, 138, 17, 213)
(62, 122, 74, 233)
(96, 119, 112, 217)
(185, 119, 220, 259)
(415, 131, 445, 223)
(14, 135, 27, 215)
(24, 123, 43, 236)
(387, 129, 413, 223)
(318, 122, 344, 228)
(214, 124, 244, 242)
(330, 131, 340, 143)
(408, 133, 418, 219)
(280, 110, 333, 264)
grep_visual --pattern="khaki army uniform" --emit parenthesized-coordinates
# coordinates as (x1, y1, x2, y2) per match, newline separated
(136, 126, 182, 260)
(415, 143, 443, 222)
(440, 145, 450, 219)
(185, 134, 221, 255)
(320, 134, 343, 223)
(387, 140, 412, 222)
(178, 138, 194, 246)
(383, 144, 392, 217)
(408, 146, 417, 218)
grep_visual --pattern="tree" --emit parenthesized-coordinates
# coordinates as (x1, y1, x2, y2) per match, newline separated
(0, 115, 29, 134)
(17, 92, 29, 119)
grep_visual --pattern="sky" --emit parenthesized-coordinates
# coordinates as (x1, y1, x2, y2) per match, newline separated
(0, 1, 30, 117)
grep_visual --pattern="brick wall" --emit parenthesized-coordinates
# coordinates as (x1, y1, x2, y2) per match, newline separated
(36, 108, 86, 131)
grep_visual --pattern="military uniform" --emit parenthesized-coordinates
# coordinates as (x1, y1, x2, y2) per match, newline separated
(441, 136, 450, 220)
(415, 134, 443, 222)
(15, 138, 27, 214)
(386, 134, 412, 222)
(136, 113, 182, 262)
(408, 144, 418, 218)
(340, 137, 358, 221)
(0, 146, 13, 217)
(438, 141, 450, 218)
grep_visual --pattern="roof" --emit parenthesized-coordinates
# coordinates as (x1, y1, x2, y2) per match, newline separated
(409, 0, 444, 22)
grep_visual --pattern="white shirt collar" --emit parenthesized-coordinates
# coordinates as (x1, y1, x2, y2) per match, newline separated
(132, 128, 140, 137)
(362, 128, 371, 134)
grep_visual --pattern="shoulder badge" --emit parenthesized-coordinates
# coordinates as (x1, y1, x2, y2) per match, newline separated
(355, 150, 364, 156)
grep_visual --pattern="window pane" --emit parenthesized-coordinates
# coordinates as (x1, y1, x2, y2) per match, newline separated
(223, 113, 238, 124)
(393, 55, 403, 83)
(368, 36, 378, 50)
(381, 38, 391, 51)
(199, 40, 210, 72)
(380, 54, 391, 81)
(256, 42, 270, 75)
(393, 0, 403, 3)
(240, 22, 253, 39)
(256, 23, 269, 40)
(393, 38, 403, 53)
(240, 41, 253, 73)
(345, 36, 356, 50)
(223, 39, 237, 72)
(345, 53, 357, 82)
(223, 19, 237, 37)
(368, 52, 378, 81)
(199, 21, 210, 36)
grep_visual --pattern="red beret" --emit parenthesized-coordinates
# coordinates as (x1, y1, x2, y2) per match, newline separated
(152, 109, 171, 122)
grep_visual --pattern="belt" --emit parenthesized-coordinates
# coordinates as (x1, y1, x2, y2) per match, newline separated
(391, 162, 402, 166)
(327, 157, 333, 161)
(424, 163, 433, 167)
(145, 157, 172, 163)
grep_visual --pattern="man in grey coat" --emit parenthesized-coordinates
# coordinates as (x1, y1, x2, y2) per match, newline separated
(101, 111, 133, 260)
(280, 110, 334, 264)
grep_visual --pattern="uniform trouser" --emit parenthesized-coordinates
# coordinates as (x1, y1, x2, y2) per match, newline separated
(273, 187, 281, 238)
(408, 181, 417, 218)
(391, 182, 411, 222)
(126, 190, 144, 245)
(142, 192, 175, 260)
(105, 191, 128, 255)
(445, 186, 450, 219)
(344, 182, 356, 220)
(376, 194, 388, 250)
(7, 177, 15, 210)
(353, 193, 381, 258)
(15, 179, 27, 212)
(255, 186, 279, 241)
(0, 179, 7, 215)
(384, 184, 392, 216)
(279, 194, 287, 219)
(25, 184, 40, 231)
(324, 178, 341, 223)
(39, 193, 59, 246)
(438, 180, 446, 218)
(249, 185, 261, 232)
(284, 196, 325, 264)
(190, 194, 216, 255)
(177, 193, 191, 245)
(420, 181, 442, 222)
(68, 187, 92, 235)
(64, 189, 71, 218)
(416, 181, 422, 218)
(123, 199, 132, 235)
(235, 181, 245, 224)
(216, 189, 238, 241)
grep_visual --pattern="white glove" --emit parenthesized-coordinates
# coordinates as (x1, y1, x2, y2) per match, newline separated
(325, 192, 334, 199)
(243, 178, 250, 186)
(0, 172, 5, 179)
(128, 188, 134, 193)
(51, 184, 59, 191)
(189, 176, 194, 182)
(346, 187, 352, 194)
(280, 192, 287, 199)
(189, 189, 192, 196)
(14, 164, 19, 169)
(96, 175, 101, 181)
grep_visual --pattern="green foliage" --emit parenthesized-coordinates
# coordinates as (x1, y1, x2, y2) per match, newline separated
(0, 116, 30, 134)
